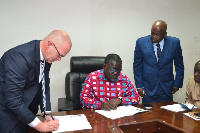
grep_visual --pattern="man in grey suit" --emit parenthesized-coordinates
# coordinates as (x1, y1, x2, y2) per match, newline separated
(133, 20, 184, 103)
(0, 30, 72, 133)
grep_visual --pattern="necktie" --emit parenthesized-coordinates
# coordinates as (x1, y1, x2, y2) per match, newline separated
(156, 43, 162, 62)
(41, 60, 46, 112)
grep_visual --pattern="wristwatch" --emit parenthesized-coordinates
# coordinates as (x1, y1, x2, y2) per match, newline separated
(118, 96, 123, 104)
(43, 113, 53, 118)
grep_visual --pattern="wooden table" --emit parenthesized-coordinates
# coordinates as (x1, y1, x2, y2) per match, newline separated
(29, 101, 200, 133)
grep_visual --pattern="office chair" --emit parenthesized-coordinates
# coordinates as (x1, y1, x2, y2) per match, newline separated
(58, 56, 105, 111)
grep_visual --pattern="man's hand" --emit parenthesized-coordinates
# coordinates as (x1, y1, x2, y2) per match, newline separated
(137, 88, 146, 97)
(110, 98, 121, 108)
(172, 87, 179, 94)
(101, 100, 115, 111)
(101, 98, 121, 110)
(34, 119, 59, 132)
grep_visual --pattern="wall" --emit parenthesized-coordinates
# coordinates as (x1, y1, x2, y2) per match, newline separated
(0, 0, 200, 112)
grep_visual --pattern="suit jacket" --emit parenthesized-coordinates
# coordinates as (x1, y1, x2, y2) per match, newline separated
(0, 40, 51, 133)
(133, 35, 184, 96)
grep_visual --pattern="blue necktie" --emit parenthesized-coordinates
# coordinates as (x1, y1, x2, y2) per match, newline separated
(41, 60, 46, 112)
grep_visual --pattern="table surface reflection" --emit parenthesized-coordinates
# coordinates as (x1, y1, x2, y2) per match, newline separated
(29, 101, 200, 133)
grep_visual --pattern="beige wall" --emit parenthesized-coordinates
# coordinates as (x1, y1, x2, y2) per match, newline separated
(0, 0, 200, 112)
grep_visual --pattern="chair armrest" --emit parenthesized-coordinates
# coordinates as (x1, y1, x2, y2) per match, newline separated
(58, 98, 73, 112)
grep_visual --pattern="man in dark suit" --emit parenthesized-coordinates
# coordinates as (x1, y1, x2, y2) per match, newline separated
(133, 20, 184, 103)
(0, 30, 72, 133)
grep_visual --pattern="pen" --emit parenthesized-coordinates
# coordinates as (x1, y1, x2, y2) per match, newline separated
(143, 87, 146, 96)
(95, 96, 116, 110)
(99, 97, 115, 109)
(52, 116, 55, 120)
(106, 98, 116, 109)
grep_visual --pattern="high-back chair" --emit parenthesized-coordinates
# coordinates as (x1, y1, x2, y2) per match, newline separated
(58, 56, 105, 111)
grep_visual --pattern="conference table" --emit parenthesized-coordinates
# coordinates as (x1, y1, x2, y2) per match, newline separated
(29, 101, 200, 133)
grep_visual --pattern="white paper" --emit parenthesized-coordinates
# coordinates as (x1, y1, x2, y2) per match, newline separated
(183, 113, 200, 121)
(95, 105, 148, 119)
(160, 104, 197, 112)
(187, 103, 195, 110)
(53, 114, 92, 133)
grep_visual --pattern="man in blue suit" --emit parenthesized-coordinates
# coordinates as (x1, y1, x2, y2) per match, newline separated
(133, 20, 184, 103)
(0, 30, 72, 133)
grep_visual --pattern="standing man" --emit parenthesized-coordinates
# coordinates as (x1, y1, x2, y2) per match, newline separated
(0, 30, 72, 133)
(133, 20, 184, 103)
(80, 54, 140, 110)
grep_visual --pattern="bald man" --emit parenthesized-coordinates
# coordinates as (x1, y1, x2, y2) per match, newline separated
(0, 30, 72, 133)
(133, 20, 184, 103)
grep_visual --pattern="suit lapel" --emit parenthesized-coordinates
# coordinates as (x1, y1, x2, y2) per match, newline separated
(35, 41, 40, 82)
(147, 37, 158, 64)
(159, 37, 169, 66)
(34, 40, 51, 85)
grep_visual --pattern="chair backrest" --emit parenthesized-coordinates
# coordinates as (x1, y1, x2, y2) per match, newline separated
(65, 56, 105, 110)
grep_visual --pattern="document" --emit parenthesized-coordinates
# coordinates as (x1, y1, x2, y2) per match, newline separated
(53, 114, 92, 133)
(179, 103, 195, 111)
(160, 104, 197, 112)
(183, 113, 200, 121)
(95, 105, 148, 119)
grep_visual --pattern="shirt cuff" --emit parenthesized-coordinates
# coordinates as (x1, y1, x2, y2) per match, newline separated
(41, 111, 51, 114)
(28, 117, 40, 127)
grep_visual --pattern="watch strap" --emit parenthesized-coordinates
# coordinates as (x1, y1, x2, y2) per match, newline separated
(43, 113, 53, 118)
(118, 96, 123, 104)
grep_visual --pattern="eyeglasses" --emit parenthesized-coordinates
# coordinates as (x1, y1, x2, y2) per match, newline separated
(110, 68, 122, 73)
(49, 41, 64, 57)
(106, 64, 122, 73)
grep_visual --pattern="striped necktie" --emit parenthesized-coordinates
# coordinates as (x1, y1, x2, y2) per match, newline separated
(156, 43, 162, 62)
(41, 60, 46, 112)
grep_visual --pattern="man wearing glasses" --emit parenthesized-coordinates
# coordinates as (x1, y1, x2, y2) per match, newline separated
(0, 30, 72, 133)
(133, 20, 184, 103)
(80, 54, 140, 110)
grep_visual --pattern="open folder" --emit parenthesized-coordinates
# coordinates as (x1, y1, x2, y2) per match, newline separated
(160, 103, 197, 112)
(179, 103, 195, 111)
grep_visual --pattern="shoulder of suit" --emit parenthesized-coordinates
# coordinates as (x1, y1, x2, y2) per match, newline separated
(165, 36, 180, 41)
(136, 35, 150, 44)
(137, 35, 150, 40)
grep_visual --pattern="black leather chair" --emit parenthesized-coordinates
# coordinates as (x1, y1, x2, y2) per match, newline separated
(58, 56, 105, 111)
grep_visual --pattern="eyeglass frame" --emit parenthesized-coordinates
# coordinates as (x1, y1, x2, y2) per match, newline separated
(106, 64, 122, 73)
(48, 41, 64, 57)
(110, 68, 122, 73)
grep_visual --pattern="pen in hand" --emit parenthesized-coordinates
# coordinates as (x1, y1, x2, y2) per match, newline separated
(106, 98, 116, 110)
(100, 98, 116, 110)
